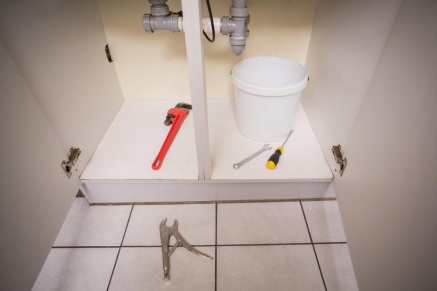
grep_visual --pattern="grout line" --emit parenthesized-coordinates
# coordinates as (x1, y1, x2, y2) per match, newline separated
(300, 201, 327, 291)
(121, 244, 216, 248)
(215, 203, 218, 291)
(52, 246, 120, 249)
(106, 205, 134, 291)
(90, 197, 336, 206)
(52, 243, 347, 249)
(52, 242, 347, 249)
(76, 189, 85, 198)
(314, 242, 348, 245)
(217, 243, 312, 247)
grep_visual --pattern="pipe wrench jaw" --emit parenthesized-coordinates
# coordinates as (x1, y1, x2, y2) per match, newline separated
(175, 102, 192, 110)
(164, 102, 192, 125)
(163, 113, 175, 126)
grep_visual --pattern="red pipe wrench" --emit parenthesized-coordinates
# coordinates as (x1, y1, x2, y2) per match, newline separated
(152, 103, 192, 170)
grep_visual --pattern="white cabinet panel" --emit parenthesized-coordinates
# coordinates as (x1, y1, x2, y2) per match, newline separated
(0, 40, 80, 291)
(208, 100, 332, 181)
(80, 100, 198, 180)
(80, 99, 333, 203)
(80, 99, 331, 182)
(0, 0, 124, 174)
(334, 0, 437, 289)
(302, 0, 403, 176)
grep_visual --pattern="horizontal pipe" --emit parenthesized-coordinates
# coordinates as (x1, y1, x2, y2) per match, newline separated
(143, 0, 249, 55)
(143, 13, 180, 33)
(177, 17, 221, 33)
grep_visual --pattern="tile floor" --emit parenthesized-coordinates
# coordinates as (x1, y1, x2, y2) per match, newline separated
(33, 198, 358, 291)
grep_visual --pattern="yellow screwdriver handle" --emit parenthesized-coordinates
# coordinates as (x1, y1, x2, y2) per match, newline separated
(266, 146, 283, 170)
(266, 129, 294, 170)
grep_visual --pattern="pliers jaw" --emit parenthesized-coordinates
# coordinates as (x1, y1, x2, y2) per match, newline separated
(159, 218, 213, 280)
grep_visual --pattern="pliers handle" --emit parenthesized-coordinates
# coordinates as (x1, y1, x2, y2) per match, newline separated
(160, 218, 213, 280)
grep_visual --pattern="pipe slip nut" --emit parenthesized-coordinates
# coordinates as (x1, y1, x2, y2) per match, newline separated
(151, 4, 170, 17)
(230, 7, 248, 17)
(143, 14, 153, 33)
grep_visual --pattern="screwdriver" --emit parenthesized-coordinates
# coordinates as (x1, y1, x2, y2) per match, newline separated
(266, 129, 294, 170)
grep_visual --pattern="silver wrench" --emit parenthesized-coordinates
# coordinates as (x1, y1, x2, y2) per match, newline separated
(233, 144, 272, 169)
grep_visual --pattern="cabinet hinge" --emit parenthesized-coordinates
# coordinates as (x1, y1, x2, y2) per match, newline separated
(61, 147, 81, 178)
(332, 145, 347, 177)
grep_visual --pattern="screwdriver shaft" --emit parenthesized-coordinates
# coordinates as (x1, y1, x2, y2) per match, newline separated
(281, 129, 294, 147)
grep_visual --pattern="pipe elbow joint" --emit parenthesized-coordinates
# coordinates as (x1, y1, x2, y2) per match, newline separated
(143, 0, 180, 33)
(221, 14, 250, 56)
(142, 13, 180, 33)
(221, 0, 250, 56)
(230, 36, 247, 56)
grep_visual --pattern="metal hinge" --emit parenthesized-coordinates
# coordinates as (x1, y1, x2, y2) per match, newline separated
(61, 147, 81, 178)
(332, 145, 347, 177)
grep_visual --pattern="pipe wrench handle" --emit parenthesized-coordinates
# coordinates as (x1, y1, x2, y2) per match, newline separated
(152, 108, 189, 170)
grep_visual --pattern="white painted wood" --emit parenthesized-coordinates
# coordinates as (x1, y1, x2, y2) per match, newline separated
(181, 0, 211, 179)
(334, 1, 437, 289)
(80, 98, 332, 203)
(0, 0, 124, 175)
(302, 0, 403, 177)
(209, 99, 333, 181)
(81, 100, 198, 180)
(81, 99, 331, 183)
(81, 180, 333, 204)
(0, 40, 79, 291)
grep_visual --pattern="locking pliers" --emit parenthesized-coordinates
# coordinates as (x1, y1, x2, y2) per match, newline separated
(160, 218, 213, 280)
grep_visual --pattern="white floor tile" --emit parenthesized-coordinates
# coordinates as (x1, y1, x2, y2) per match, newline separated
(302, 201, 347, 242)
(217, 202, 310, 244)
(54, 198, 132, 246)
(32, 248, 118, 291)
(315, 244, 359, 291)
(217, 245, 324, 291)
(123, 204, 215, 246)
(109, 247, 215, 291)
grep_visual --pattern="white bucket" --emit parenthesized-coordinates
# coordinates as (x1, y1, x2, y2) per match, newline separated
(231, 56, 308, 141)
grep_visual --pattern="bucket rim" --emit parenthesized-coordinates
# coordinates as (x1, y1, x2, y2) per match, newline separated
(232, 73, 308, 96)
(231, 56, 308, 96)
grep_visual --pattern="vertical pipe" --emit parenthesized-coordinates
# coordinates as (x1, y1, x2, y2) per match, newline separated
(181, 0, 211, 180)
(232, 0, 247, 8)
(227, 0, 249, 55)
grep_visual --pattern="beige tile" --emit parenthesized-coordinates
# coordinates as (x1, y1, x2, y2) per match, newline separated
(315, 244, 359, 291)
(217, 245, 324, 291)
(33, 248, 118, 291)
(302, 201, 347, 242)
(217, 202, 310, 244)
(123, 204, 215, 246)
(109, 247, 215, 291)
(54, 198, 132, 246)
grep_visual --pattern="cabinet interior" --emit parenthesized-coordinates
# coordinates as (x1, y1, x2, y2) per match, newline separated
(79, 0, 333, 202)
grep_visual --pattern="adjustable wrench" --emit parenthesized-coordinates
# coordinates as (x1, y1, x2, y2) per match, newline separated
(233, 144, 272, 169)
